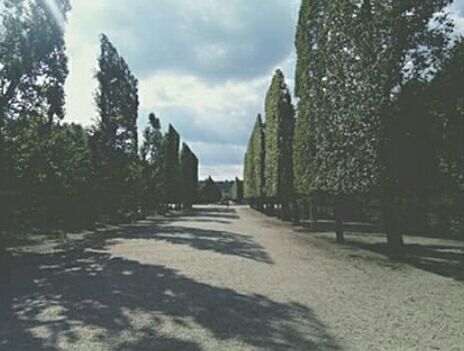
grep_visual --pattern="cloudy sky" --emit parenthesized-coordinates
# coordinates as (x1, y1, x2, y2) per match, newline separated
(64, 0, 464, 181)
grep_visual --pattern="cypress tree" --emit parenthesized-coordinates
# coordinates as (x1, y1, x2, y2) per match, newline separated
(293, 0, 326, 221)
(95, 34, 139, 217)
(164, 125, 181, 207)
(180, 142, 199, 209)
(243, 114, 265, 207)
(141, 113, 165, 211)
(264, 70, 295, 220)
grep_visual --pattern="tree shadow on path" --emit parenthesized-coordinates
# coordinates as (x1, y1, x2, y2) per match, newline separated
(76, 206, 274, 264)
(351, 241, 464, 283)
(0, 240, 341, 350)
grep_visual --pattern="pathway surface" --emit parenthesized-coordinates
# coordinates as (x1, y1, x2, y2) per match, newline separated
(1, 205, 463, 350)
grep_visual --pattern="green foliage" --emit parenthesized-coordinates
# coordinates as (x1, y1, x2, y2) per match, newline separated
(244, 114, 265, 200)
(180, 142, 199, 208)
(387, 80, 436, 196)
(264, 70, 294, 200)
(230, 177, 244, 202)
(0, 0, 70, 121)
(94, 34, 139, 215)
(431, 40, 464, 192)
(6, 117, 94, 227)
(141, 113, 165, 210)
(427, 40, 464, 236)
(293, 0, 326, 196)
(164, 124, 181, 204)
(0, 2, 204, 235)
(294, 0, 454, 197)
(292, 0, 455, 244)
(297, 0, 382, 195)
(198, 177, 222, 204)
(0, 0, 70, 231)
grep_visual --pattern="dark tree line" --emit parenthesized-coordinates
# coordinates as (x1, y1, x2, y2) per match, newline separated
(0, 3, 199, 237)
(244, 0, 463, 247)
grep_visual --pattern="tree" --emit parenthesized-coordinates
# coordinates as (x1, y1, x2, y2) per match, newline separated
(293, 0, 332, 225)
(45, 123, 95, 227)
(387, 80, 436, 234)
(230, 177, 244, 202)
(428, 40, 464, 235)
(293, 0, 323, 198)
(264, 70, 295, 220)
(0, 0, 70, 233)
(243, 114, 265, 207)
(9, 118, 94, 228)
(141, 113, 165, 211)
(94, 34, 139, 217)
(164, 124, 181, 207)
(294, 0, 454, 246)
(359, 0, 454, 247)
(180, 142, 199, 209)
(198, 177, 222, 204)
(0, 0, 70, 120)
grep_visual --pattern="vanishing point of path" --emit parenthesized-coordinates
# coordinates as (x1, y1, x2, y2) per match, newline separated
(1, 205, 464, 350)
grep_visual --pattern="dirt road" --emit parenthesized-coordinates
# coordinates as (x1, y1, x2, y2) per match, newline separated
(1, 205, 463, 350)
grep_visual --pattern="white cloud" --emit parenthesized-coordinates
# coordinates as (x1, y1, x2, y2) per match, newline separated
(140, 73, 265, 114)
(199, 164, 244, 181)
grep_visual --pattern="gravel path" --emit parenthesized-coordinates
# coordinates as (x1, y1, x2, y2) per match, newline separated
(1, 205, 463, 350)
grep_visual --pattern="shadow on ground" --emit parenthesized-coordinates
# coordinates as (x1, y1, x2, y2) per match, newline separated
(0, 206, 341, 350)
(171, 207, 241, 222)
(308, 227, 464, 283)
(346, 240, 464, 283)
(84, 207, 274, 265)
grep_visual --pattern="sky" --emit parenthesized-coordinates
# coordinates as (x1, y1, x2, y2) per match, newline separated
(64, 0, 464, 181)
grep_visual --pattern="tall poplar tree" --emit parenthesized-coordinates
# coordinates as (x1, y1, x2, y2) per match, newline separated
(95, 34, 139, 216)
(164, 124, 181, 206)
(357, 0, 454, 247)
(293, 0, 325, 197)
(244, 114, 265, 207)
(294, 0, 454, 246)
(141, 113, 165, 211)
(180, 142, 199, 209)
(264, 70, 295, 220)
(429, 40, 464, 234)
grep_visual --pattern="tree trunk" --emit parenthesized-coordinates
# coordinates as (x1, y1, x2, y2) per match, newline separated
(382, 193, 404, 250)
(334, 198, 345, 244)
(308, 198, 314, 231)
(281, 200, 290, 221)
(303, 199, 309, 221)
(292, 200, 300, 224)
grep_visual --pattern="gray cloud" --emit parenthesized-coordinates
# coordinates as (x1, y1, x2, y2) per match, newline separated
(77, 0, 298, 81)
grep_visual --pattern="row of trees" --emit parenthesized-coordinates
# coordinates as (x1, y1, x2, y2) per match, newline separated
(243, 71, 295, 219)
(0, 1, 198, 234)
(244, 0, 463, 247)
